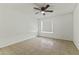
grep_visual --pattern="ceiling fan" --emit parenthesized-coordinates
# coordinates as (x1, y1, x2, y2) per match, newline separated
(33, 4, 53, 15)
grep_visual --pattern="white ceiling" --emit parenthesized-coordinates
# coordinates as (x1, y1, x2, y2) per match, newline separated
(33, 3, 76, 18)
(0, 3, 76, 19)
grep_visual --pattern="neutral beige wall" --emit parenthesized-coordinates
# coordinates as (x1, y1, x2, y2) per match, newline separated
(0, 4, 38, 48)
(73, 4, 79, 49)
(38, 13, 73, 41)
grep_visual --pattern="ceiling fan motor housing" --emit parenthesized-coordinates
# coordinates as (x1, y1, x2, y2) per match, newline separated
(41, 5, 50, 11)
(41, 7, 45, 11)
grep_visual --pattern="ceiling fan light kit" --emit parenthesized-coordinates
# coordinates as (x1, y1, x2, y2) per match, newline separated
(41, 11, 45, 14)
(33, 4, 53, 15)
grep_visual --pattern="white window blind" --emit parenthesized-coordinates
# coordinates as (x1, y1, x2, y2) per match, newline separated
(41, 19, 53, 33)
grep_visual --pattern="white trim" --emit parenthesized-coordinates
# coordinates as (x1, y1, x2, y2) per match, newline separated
(40, 20, 54, 33)
(0, 35, 37, 48)
(73, 40, 79, 50)
(41, 32, 53, 33)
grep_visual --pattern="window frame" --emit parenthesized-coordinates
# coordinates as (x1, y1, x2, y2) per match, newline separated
(40, 20, 54, 33)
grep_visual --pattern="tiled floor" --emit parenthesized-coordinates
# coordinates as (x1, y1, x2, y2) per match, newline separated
(0, 37, 79, 55)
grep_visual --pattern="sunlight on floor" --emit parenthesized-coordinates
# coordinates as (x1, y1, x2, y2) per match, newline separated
(41, 38, 54, 49)
(0, 37, 79, 55)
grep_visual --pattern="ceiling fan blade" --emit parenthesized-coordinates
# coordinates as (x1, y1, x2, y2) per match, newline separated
(45, 10, 53, 12)
(44, 4, 50, 9)
(35, 12, 39, 14)
(34, 7, 40, 10)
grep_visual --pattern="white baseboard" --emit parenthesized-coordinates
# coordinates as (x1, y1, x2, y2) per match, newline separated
(39, 33, 73, 41)
(73, 40, 79, 50)
(39, 35, 73, 41)
(0, 34, 37, 48)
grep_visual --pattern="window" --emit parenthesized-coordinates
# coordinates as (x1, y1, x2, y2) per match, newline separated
(40, 19, 53, 33)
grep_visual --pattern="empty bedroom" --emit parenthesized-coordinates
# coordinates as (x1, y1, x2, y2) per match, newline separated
(0, 3, 79, 55)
